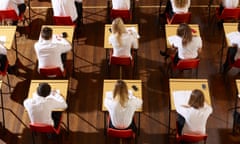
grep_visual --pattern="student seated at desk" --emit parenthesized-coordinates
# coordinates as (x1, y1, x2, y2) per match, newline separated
(24, 83, 67, 128)
(164, 0, 190, 19)
(161, 23, 202, 65)
(0, 0, 26, 25)
(218, 0, 239, 14)
(104, 80, 142, 132)
(223, 22, 240, 73)
(175, 89, 212, 135)
(109, 17, 139, 58)
(51, 0, 82, 24)
(34, 27, 72, 73)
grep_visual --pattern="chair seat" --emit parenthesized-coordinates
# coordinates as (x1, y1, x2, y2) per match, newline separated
(53, 16, 76, 26)
(39, 67, 65, 78)
(110, 9, 132, 22)
(29, 123, 61, 134)
(216, 7, 240, 21)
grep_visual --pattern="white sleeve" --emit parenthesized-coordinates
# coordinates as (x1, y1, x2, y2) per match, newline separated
(46, 94, 68, 109)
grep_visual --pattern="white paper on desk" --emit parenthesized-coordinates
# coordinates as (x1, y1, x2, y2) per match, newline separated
(126, 27, 140, 39)
(173, 90, 192, 107)
(0, 36, 6, 45)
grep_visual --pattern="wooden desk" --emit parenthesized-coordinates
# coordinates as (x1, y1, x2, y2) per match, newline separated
(165, 24, 200, 48)
(169, 79, 211, 110)
(223, 23, 238, 47)
(104, 24, 139, 48)
(28, 80, 69, 101)
(0, 26, 16, 50)
(102, 79, 142, 111)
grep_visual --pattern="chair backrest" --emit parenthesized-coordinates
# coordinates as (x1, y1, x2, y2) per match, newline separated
(110, 9, 132, 22)
(166, 12, 191, 24)
(29, 123, 61, 135)
(53, 16, 75, 26)
(39, 67, 64, 78)
(216, 8, 240, 20)
(109, 56, 133, 66)
(0, 9, 19, 21)
(175, 58, 200, 70)
(107, 128, 135, 138)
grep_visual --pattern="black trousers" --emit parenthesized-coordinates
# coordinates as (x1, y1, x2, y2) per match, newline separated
(176, 113, 185, 135)
(52, 111, 62, 129)
(109, 119, 137, 133)
(223, 46, 237, 73)
(164, 0, 175, 19)
(18, 3, 26, 16)
(173, 52, 181, 65)
(0, 54, 7, 71)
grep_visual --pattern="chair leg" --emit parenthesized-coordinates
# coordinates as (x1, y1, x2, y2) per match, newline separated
(32, 132, 36, 144)
(6, 74, 11, 93)
(120, 66, 122, 79)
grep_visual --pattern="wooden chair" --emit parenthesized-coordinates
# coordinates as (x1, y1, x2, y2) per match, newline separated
(169, 57, 200, 78)
(166, 12, 191, 24)
(29, 120, 62, 144)
(216, 7, 240, 22)
(0, 9, 23, 25)
(53, 16, 76, 26)
(39, 67, 66, 78)
(108, 50, 134, 79)
(110, 9, 132, 23)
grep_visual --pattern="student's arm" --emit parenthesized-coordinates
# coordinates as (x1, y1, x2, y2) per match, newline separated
(47, 92, 68, 109)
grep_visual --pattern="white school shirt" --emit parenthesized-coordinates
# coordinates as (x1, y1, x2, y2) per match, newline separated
(34, 35, 72, 72)
(112, 0, 130, 10)
(222, 0, 239, 8)
(104, 94, 142, 129)
(51, 0, 78, 22)
(171, 0, 190, 13)
(227, 31, 240, 60)
(168, 35, 202, 59)
(24, 92, 68, 126)
(109, 30, 139, 58)
(176, 103, 212, 134)
(0, 0, 24, 15)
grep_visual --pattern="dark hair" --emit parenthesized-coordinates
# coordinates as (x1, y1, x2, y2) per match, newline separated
(37, 83, 51, 97)
(41, 27, 53, 40)
(188, 89, 205, 109)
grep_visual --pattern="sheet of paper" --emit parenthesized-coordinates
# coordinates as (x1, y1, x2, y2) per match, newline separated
(0, 36, 6, 45)
(173, 90, 192, 107)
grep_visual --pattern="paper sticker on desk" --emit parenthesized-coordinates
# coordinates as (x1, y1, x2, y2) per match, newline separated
(0, 36, 6, 45)
(173, 90, 191, 107)
(106, 91, 113, 99)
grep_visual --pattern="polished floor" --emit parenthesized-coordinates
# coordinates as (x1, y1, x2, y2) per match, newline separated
(0, 0, 240, 144)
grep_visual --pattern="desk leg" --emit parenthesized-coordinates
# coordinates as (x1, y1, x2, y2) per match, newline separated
(72, 42, 75, 76)
(137, 112, 140, 136)
(28, 0, 31, 22)
(219, 34, 225, 73)
(14, 34, 18, 59)
(104, 111, 107, 135)
(0, 89, 5, 129)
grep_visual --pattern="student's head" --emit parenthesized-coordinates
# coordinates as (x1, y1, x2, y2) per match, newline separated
(174, 0, 189, 8)
(41, 27, 53, 40)
(188, 89, 205, 109)
(37, 83, 51, 97)
(111, 17, 127, 46)
(113, 80, 129, 107)
(177, 23, 193, 46)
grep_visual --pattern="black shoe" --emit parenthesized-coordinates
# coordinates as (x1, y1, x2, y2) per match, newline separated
(160, 50, 170, 60)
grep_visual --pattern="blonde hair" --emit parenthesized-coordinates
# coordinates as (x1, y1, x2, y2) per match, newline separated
(174, 0, 189, 8)
(177, 23, 193, 46)
(113, 80, 129, 107)
(111, 17, 127, 46)
(188, 89, 205, 109)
